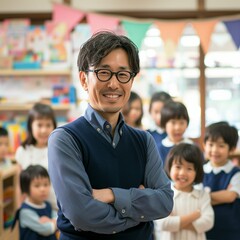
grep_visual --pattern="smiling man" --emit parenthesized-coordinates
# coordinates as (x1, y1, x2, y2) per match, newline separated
(48, 31, 173, 240)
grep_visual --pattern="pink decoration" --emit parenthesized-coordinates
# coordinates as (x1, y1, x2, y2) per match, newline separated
(87, 13, 120, 34)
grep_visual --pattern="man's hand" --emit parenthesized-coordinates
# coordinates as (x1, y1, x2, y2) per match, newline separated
(92, 185, 145, 204)
(92, 188, 115, 203)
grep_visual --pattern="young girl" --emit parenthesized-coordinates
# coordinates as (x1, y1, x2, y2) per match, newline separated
(12, 165, 57, 240)
(147, 91, 172, 144)
(158, 101, 193, 165)
(15, 102, 57, 209)
(155, 143, 214, 240)
(122, 91, 144, 129)
(203, 121, 240, 240)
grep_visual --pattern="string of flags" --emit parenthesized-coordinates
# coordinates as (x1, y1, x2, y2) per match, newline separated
(48, 3, 240, 52)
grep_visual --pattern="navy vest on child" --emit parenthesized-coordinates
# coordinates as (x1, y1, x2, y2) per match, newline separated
(148, 130, 167, 146)
(19, 201, 57, 240)
(57, 116, 153, 240)
(203, 166, 240, 240)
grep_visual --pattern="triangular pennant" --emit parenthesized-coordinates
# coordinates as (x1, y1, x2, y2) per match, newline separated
(191, 20, 218, 53)
(155, 21, 187, 45)
(121, 20, 152, 49)
(86, 13, 120, 34)
(53, 3, 85, 33)
(223, 19, 240, 49)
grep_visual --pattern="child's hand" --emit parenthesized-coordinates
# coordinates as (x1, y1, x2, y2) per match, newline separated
(39, 216, 52, 223)
(193, 209, 201, 219)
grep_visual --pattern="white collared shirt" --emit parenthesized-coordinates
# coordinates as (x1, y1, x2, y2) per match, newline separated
(162, 136, 193, 147)
(203, 160, 240, 197)
(155, 186, 214, 240)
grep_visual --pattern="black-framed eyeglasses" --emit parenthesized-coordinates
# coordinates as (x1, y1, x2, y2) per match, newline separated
(86, 69, 136, 84)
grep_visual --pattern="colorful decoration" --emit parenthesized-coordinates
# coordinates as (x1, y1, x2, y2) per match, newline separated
(223, 19, 240, 49)
(87, 13, 120, 34)
(121, 20, 152, 48)
(191, 20, 218, 53)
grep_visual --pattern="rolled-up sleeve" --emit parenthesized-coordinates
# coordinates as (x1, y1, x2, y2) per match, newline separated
(48, 129, 139, 234)
(111, 132, 174, 221)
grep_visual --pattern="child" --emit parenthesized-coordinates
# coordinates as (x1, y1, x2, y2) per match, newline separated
(0, 126, 12, 169)
(155, 143, 214, 240)
(158, 101, 193, 165)
(122, 91, 144, 129)
(12, 165, 57, 240)
(15, 102, 57, 209)
(203, 121, 240, 240)
(148, 91, 172, 144)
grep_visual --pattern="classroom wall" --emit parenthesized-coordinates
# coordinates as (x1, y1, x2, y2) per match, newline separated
(1, 0, 240, 13)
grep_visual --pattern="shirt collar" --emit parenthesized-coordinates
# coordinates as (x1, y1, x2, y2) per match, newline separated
(162, 136, 193, 147)
(84, 104, 124, 132)
(25, 198, 46, 208)
(172, 184, 200, 199)
(204, 160, 234, 174)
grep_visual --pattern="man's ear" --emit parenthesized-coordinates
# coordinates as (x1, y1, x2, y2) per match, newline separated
(79, 71, 88, 91)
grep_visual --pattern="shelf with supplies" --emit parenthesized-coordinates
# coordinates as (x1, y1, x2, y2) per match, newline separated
(0, 164, 18, 239)
(0, 103, 71, 112)
(0, 68, 75, 109)
(0, 69, 71, 77)
(0, 68, 76, 155)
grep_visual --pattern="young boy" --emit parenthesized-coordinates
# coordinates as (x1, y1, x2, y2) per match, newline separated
(12, 165, 57, 240)
(203, 121, 240, 240)
(0, 126, 12, 169)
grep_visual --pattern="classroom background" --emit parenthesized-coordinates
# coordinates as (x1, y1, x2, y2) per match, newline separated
(0, 0, 240, 239)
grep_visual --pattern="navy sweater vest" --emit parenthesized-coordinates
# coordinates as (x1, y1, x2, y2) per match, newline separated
(203, 166, 240, 240)
(19, 201, 57, 240)
(58, 117, 153, 240)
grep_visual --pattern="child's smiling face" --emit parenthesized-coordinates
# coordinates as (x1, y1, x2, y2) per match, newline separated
(204, 137, 231, 167)
(170, 158, 196, 192)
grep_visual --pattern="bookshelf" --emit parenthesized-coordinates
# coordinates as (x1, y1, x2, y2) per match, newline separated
(0, 165, 18, 239)
(0, 69, 73, 154)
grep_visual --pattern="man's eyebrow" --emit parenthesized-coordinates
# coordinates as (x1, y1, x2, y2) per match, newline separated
(98, 64, 129, 70)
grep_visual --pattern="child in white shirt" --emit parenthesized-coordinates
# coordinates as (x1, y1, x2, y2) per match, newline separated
(155, 143, 214, 240)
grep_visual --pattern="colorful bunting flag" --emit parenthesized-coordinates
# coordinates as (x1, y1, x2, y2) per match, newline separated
(191, 20, 218, 53)
(155, 21, 187, 45)
(121, 20, 152, 49)
(86, 13, 120, 34)
(223, 19, 240, 49)
(53, 3, 85, 34)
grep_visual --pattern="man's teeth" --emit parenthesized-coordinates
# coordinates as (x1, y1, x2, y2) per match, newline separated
(105, 94, 119, 98)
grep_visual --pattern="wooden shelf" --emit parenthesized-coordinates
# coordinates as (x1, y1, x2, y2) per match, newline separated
(0, 165, 18, 239)
(0, 69, 71, 76)
(0, 103, 70, 111)
(3, 199, 13, 208)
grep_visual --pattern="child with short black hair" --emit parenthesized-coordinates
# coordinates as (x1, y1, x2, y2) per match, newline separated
(155, 143, 214, 240)
(148, 91, 172, 145)
(0, 126, 12, 168)
(158, 101, 193, 165)
(13, 165, 57, 240)
(203, 121, 240, 240)
(15, 102, 57, 209)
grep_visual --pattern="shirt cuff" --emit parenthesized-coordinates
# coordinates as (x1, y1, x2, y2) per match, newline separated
(111, 188, 131, 218)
